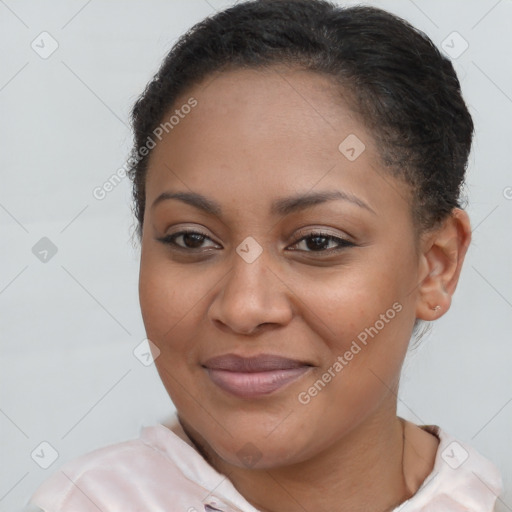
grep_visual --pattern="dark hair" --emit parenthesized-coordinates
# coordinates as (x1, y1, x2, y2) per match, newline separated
(127, 0, 473, 244)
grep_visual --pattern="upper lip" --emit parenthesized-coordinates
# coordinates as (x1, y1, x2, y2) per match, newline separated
(202, 353, 311, 372)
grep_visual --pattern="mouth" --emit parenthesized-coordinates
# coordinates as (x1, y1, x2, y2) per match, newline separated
(202, 353, 313, 399)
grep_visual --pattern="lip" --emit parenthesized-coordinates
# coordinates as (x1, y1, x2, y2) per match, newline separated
(202, 353, 313, 399)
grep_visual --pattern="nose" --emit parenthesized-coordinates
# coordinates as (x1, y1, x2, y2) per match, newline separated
(208, 248, 294, 336)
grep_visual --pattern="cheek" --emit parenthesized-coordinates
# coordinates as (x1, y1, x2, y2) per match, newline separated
(288, 261, 409, 346)
(138, 264, 176, 342)
(138, 252, 224, 380)
(288, 252, 414, 398)
(138, 261, 191, 363)
(139, 250, 200, 339)
(138, 259, 205, 406)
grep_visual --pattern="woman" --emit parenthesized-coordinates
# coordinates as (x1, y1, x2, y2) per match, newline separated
(27, 1, 503, 510)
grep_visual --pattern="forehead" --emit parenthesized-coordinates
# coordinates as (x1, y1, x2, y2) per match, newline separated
(172, 66, 360, 146)
(144, 67, 411, 221)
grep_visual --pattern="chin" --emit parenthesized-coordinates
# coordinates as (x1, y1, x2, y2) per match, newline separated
(212, 436, 307, 470)
(197, 419, 321, 471)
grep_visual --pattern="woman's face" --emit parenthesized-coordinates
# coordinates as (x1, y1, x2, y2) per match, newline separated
(139, 67, 423, 469)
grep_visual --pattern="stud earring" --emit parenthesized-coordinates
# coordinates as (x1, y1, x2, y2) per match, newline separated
(431, 305, 441, 312)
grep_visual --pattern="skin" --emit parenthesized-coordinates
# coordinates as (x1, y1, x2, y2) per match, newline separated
(138, 66, 472, 512)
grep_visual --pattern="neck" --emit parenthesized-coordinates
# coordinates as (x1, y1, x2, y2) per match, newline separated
(180, 404, 417, 512)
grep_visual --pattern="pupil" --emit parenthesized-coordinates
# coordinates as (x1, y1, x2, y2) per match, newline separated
(307, 236, 328, 251)
(184, 233, 205, 248)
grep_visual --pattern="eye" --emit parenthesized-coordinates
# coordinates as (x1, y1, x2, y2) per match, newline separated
(288, 230, 355, 253)
(156, 230, 221, 251)
(156, 228, 355, 255)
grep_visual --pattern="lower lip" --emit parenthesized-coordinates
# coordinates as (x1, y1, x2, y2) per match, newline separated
(205, 367, 312, 399)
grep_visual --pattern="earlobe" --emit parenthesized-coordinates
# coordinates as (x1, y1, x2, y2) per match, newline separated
(415, 208, 472, 321)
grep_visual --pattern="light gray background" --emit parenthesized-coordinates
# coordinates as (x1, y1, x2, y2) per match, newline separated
(1, 0, 511, 510)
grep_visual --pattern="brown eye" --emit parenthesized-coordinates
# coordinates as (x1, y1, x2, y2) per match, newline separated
(156, 230, 220, 251)
(288, 231, 355, 253)
(177, 232, 207, 249)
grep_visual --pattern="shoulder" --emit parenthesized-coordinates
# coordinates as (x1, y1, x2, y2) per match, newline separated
(27, 426, 212, 512)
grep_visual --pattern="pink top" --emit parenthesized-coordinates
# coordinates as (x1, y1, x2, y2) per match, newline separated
(26, 414, 503, 512)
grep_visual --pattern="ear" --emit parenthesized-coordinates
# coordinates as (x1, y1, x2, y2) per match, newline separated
(415, 208, 472, 321)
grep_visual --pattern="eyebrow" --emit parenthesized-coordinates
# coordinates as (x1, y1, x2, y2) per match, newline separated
(151, 189, 376, 216)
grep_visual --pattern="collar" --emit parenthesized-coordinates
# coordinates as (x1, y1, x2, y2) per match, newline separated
(140, 413, 260, 512)
(140, 415, 503, 512)
(396, 424, 503, 510)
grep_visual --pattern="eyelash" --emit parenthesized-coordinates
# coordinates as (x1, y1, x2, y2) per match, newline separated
(156, 229, 355, 255)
